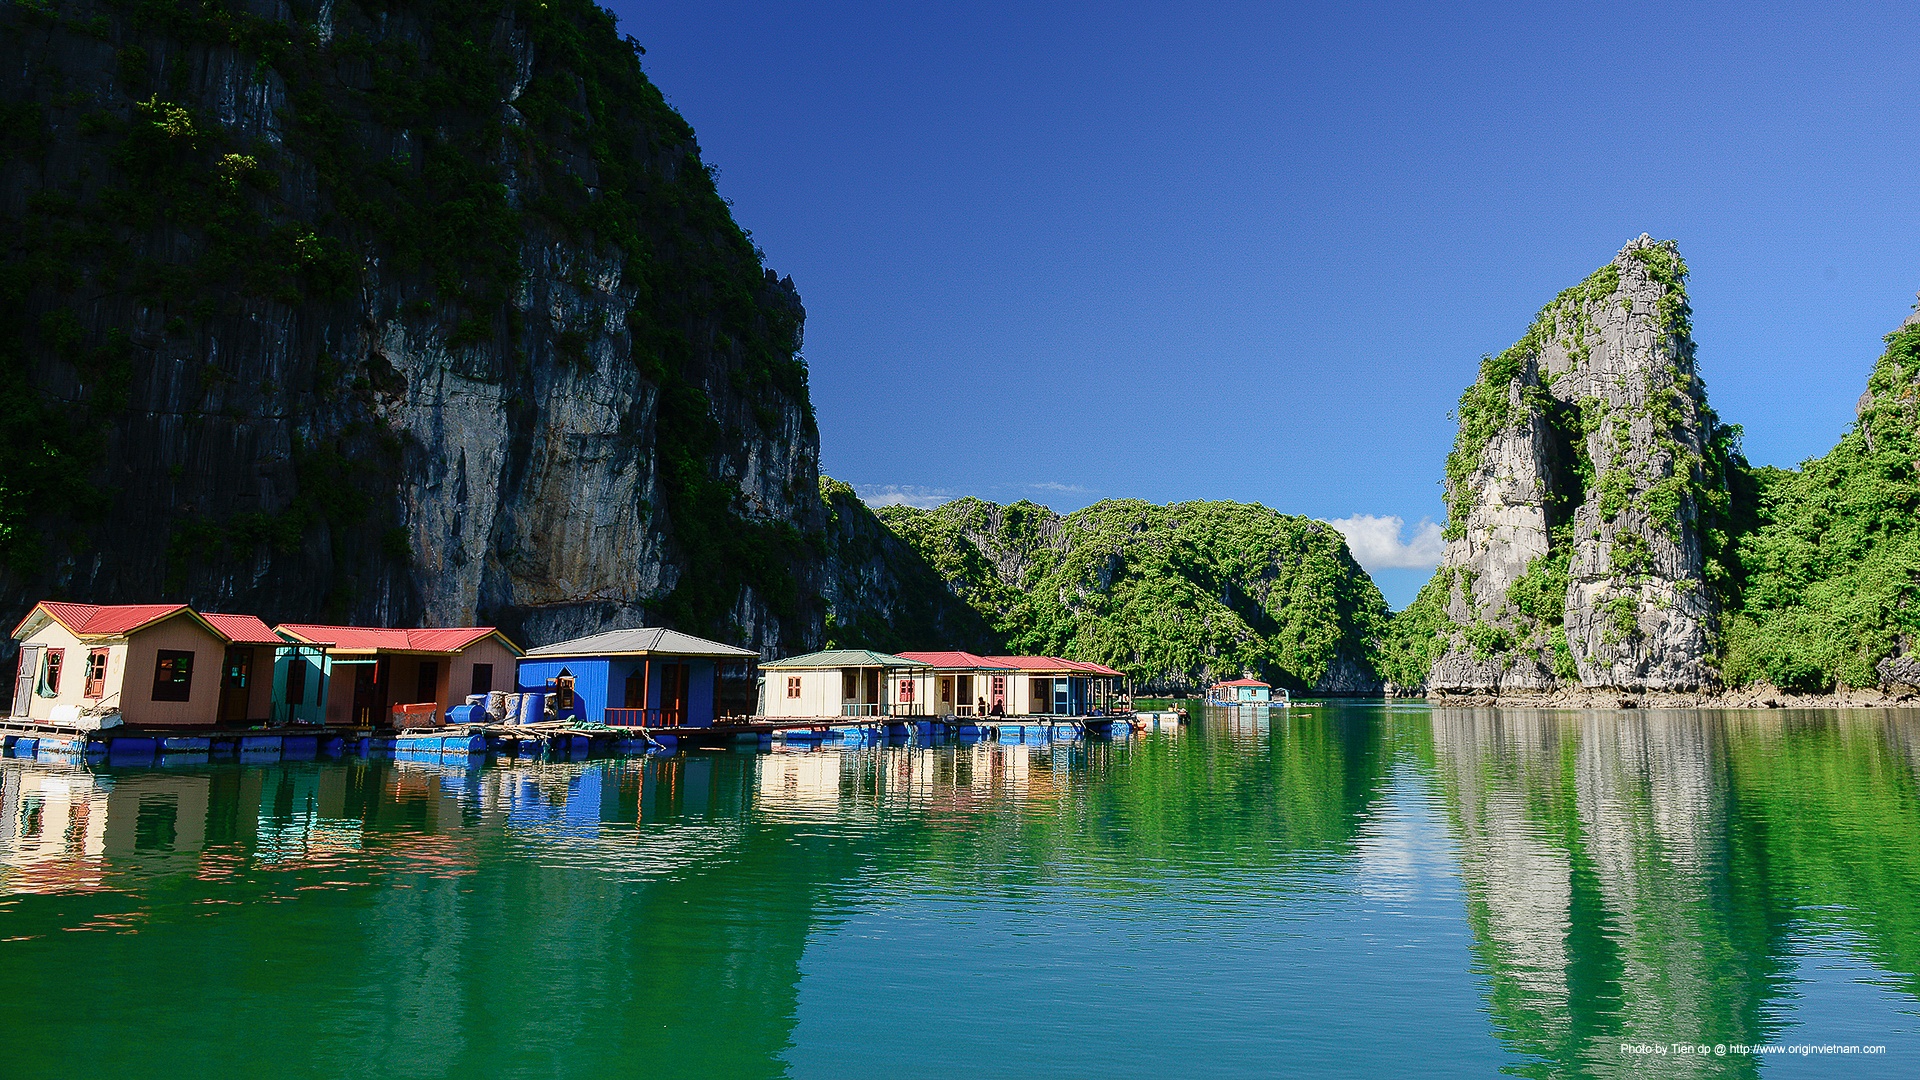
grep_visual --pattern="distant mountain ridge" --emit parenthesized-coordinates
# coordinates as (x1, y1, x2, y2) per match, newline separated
(847, 496, 1389, 694)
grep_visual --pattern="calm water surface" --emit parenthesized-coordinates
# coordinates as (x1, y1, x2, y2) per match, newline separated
(2, 704, 1916, 1078)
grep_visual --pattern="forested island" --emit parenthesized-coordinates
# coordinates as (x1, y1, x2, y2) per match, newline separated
(1, 0, 1916, 704)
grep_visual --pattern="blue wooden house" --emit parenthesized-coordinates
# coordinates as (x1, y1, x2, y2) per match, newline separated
(517, 627, 757, 728)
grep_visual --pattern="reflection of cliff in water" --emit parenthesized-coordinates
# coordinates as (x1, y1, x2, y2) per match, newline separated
(1431, 708, 1920, 1079)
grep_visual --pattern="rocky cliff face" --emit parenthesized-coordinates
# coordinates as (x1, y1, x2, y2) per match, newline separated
(817, 479, 998, 654)
(0, 0, 823, 654)
(1423, 237, 1742, 695)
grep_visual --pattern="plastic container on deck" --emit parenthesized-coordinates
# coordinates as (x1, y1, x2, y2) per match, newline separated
(519, 692, 546, 725)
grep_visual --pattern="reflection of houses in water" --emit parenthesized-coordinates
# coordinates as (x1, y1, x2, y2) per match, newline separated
(754, 743, 1066, 819)
(0, 763, 212, 892)
(758, 751, 850, 812)
(1202, 704, 1270, 743)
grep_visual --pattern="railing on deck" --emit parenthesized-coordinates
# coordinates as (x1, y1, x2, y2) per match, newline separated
(603, 708, 683, 728)
(841, 703, 885, 717)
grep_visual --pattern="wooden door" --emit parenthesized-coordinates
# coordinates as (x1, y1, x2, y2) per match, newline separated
(351, 661, 388, 727)
(220, 647, 252, 725)
(659, 663, 686, 725)
(12, 645, 42, 717)
(414, 661, 439, 706)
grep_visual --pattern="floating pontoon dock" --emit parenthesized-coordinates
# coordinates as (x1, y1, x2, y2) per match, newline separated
(0, 711, 1134, 765)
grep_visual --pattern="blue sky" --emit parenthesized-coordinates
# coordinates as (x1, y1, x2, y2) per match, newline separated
(607, 1, 1920, 608)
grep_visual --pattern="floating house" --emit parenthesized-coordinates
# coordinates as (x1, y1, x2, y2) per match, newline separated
(1206, 677, 1273, 704)
(8, 602, 297, 727)
(275, 624, 522, 728)
(985, 657, 1126, 716)
(759, 650, 934, 718)
(896, 652, 1018, 716)
(517, 627, 757, 728)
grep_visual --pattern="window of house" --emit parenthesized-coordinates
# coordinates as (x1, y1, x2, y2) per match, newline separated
(471, 663, 493, 695)
(152, 651, 194, 702)
(84, 649, 108, 698)
(786, 676, 801, 699)
(40, 649, 63, 696)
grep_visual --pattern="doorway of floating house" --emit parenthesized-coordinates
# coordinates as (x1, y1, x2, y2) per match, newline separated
(990, 675, 1006, 714)
(1028, 677, 1051, 715)
(351, 659, 389, 726)
(11, 645, 42, 718)
(956, 675, 975, 714)
(659, 663, 688, 725)
(220, 647, 252, 725)
(414, 661, 439, 707)
(939, 676, 955, 712)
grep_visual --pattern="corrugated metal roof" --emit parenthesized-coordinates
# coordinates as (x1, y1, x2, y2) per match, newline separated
(277, 624, 520, 655)
(761, 649, 930, 669)
(984, 656, 1078, 673)
(22, 602, 193, 639)
(896, 650, 1016, 670)
(983, 656, 1125, 676)
(524, 626, 756, 659)
(200, 612, 281, 645)
(1212, 678, 1270, 688)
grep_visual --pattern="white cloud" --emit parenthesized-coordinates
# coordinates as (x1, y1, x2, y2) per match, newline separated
(1325, 514, 1447, 571)
(1028, 481, 1089, 494)
(856, 485, 956, 510)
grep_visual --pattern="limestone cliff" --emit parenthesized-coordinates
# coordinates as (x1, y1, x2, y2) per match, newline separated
(0, 0, 822, 654)
(1418, 237, 1743, 695)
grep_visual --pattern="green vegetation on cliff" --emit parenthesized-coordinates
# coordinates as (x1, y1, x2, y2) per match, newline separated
(1719, 320, 1920, 690)
(0, 0, 817, 641)
(817, 479, 996, 654)
(870, 497, 1389, 692)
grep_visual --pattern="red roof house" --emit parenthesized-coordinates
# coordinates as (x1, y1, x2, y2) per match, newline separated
(11, 603, 288, 727)
(275, 624, 523, 727)
(981, 656, 1125, 715)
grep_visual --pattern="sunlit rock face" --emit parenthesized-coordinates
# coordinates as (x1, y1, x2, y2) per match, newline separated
(0, 1, 822, 655)
(1429, 237, 1731, 694)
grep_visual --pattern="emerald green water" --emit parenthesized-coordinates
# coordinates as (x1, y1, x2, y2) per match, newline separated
(2, 705, 1916, 1078)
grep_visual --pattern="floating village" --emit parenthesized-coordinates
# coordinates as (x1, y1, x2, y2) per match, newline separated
(0, 601, 1289, 768)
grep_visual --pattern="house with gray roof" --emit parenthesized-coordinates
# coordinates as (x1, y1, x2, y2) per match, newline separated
(758, 649, 934, 718)
(518, 627, 757, 728)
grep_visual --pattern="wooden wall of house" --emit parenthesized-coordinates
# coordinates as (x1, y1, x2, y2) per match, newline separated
(120, 616, 229, 726)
